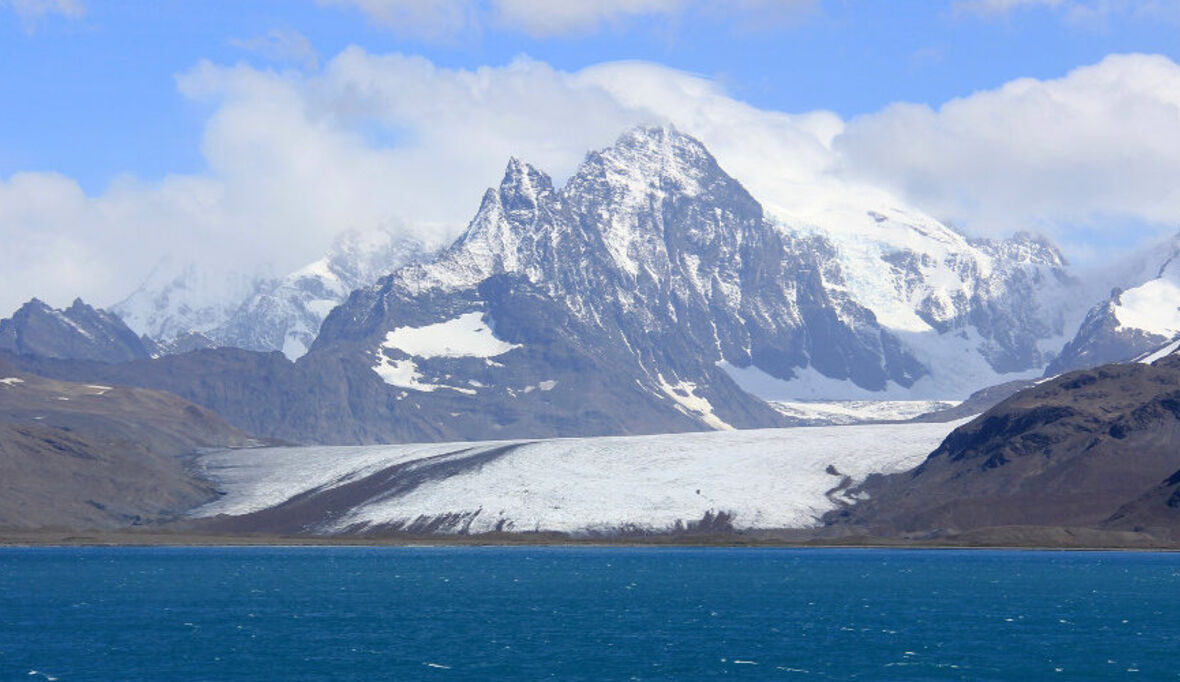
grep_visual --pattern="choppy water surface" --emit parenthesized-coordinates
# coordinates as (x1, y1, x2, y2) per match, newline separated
(1, 547, 1177, 680)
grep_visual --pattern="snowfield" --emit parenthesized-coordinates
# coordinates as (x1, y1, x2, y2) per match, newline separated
(192, 420, 965, 535)
(378, 312, 520, 359)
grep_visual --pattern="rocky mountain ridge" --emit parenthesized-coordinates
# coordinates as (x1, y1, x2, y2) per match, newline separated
(826, 355, 1180, 540)
(1048, 233, 1180, 375)
(0, 355, 257, 529)
(0, 298, 151, 363)
(2, 126, 1171, 443)
(100, 126, 1082, 405)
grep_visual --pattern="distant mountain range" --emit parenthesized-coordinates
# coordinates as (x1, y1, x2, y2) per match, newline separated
(0, 298, 151, 363)
(3, 126, 1179, 444)
(113, 228, 432, 360)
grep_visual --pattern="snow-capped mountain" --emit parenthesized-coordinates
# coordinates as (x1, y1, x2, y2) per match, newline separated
(748, 188, 1076, 398)
(114, 229, 431, 359)
(0, 298, 151, 363)
(3, 127, 1095, 443)
(213, 229, 431, 359)
(1048, 232, 1180, 375)
(305, 126, 1075, 437)
(112, 260, 268, 349)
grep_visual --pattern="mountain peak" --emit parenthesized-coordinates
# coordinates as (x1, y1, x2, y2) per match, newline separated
(68, 297, 94, 312)
(575, 125, 721, 201)
(499, 157, 554, 217)
(0, 297, 151, 363)
(20, 298, 51, 312)
(615, 123, 690, 148)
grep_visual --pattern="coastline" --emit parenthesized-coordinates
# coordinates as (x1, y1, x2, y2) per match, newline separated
(2, 527, 1176, 551)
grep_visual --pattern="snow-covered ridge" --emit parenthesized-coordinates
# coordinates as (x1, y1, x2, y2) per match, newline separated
(379, 126, 1074, 401)
(1136, 338, 1180, 365)
(192, 419, 965, 534)
(114, 229, 432, 359)
(1113, 273, 1180, 337)
(1049, 231, 1180, 374)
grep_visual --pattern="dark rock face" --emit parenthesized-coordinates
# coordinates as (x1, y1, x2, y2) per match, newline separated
(2, 330, 713, 445)
(1046, 295, 1173, 375)
(1048, 235, 1180, 376)
(1104, 467, 1180, 541)
(828, 355, 1180, 537)
(0, 298, 152, 363)
(0, 356, 256, 530)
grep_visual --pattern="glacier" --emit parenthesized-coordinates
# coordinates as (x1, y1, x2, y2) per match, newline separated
(191, 419, 965, 535)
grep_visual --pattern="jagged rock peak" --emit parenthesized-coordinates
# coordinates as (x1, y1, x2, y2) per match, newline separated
(577, 124, 720, 198)
(495, 157, 556, 230)
(501, 157, 554, 199)
(0, 297, 151, 363)
(974, 231, 1068, 268)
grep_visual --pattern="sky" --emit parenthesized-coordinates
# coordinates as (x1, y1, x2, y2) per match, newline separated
(4, 0, 1180, 313)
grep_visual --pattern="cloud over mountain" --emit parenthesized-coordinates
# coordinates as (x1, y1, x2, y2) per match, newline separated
(4, 48, 1180, 317)
(836, 54, 1180, 243)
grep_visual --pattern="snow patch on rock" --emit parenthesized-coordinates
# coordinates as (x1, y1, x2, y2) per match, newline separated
(380, 312, 520, 359)
(657, 374, 734, 431)
(1114, 277, 1180, 337)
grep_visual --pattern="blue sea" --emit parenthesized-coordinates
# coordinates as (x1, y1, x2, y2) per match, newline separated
(1, 547, 1177, 680)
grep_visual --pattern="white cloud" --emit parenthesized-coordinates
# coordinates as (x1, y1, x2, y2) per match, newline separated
(0, 49, 842, 315)
(6, 49, 1180, 317)
(229, 28, 319, 70)
(835, 53, 1180, 245)
(4, 0, 83, 29)
(953, 0, 1064, 15)
(318, 0, 814, 38)
(315, 0, 477, 38)
(954, 0, 1180, 24)
(492, 0, 684, 35)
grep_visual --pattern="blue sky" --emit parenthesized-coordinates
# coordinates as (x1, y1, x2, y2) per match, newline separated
(6, 0, 1179, 191)
(4, 0, 1180, 311)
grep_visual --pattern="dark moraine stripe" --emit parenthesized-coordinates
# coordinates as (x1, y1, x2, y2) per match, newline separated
(196, 442, 532, 535)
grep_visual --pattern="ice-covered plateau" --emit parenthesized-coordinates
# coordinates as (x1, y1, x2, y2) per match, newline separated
(192, 418, 966, 535)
